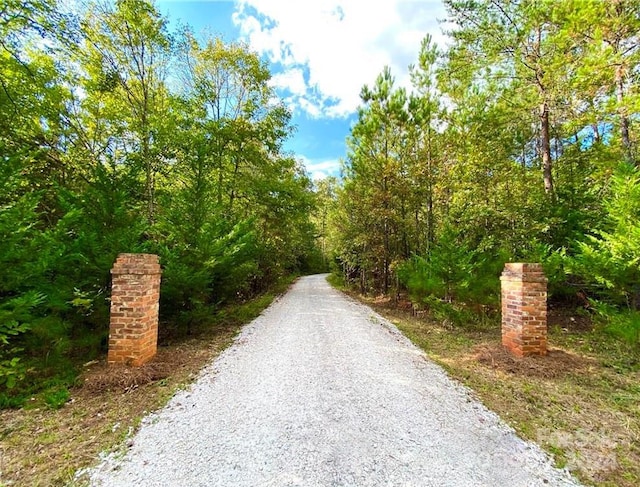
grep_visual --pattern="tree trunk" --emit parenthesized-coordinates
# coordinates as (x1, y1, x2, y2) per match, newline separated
(217, 145, 224, 207)
(382, 177, 390, 295)
(228, 151, 241, 213)
(426, 129, 434, 251)
(143, 132, 155, 223)
(382, 136, 390, 295)
(539, 100, 554, 196)
(616, 64, 633, 164)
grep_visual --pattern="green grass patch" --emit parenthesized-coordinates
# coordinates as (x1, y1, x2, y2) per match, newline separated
(325, 272, 347, 291)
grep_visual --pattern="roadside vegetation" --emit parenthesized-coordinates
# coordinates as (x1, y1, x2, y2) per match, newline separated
(1, 0, 324, 409)
(324, 5, 640, 485)
(325, 1, 640, 340)
(324, 5, 640, 474)
(328, 274, 640, 487)
(0, 276, 295, 487)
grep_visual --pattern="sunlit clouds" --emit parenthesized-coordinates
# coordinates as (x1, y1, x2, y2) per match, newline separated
(232, 0, 447, 119)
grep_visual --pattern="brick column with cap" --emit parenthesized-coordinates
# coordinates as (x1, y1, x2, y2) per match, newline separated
(108, 253, 162, 366)
(500, 263, 548, 357)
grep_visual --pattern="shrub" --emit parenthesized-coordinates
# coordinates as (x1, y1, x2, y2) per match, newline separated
(571, 162, 640, 308)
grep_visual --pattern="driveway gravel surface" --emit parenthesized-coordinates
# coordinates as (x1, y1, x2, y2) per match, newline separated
(88, 274, 582, 487)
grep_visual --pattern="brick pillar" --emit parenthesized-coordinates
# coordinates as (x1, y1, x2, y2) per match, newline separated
(500, 263, 548, 357)
(108, 253, 162, 366)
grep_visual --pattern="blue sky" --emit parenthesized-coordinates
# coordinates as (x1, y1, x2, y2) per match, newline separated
(155, 0, 448, 180)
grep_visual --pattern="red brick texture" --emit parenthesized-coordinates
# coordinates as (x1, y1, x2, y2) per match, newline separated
(500, 263, 548, 357)
(108, 253, 162, 367)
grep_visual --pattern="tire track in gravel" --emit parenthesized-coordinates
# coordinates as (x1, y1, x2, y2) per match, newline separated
(88, 274, 582, 487)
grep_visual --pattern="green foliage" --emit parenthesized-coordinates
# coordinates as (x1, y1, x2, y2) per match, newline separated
(325, 273, 347, 291)
(572, 163, 640, 307)
(585, 301, 640, 374)
(0, 0, 321, 406)
(397, 225, 506, 317)
(43, 385, 70, 409)
(521, 242, 571, 299)
(156, 219, 260, 332)
(0, 292, 46, 388)
(0, 292, 46, 330)
(397, 234, 476, 304)
(335, 0, 640, 350)
(592, 302, 640, 348)
(0, 179, 42, 292)
(0, 356, 24, 389)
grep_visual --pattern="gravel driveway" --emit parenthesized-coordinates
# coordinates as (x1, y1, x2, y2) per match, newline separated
(88, 274, 581, 487)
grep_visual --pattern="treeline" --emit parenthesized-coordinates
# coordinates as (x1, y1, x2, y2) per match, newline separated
(1, 0, 322, 402)
(332, 1, 639, 334)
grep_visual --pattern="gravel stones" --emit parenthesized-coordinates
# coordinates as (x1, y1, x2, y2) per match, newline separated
(88, 274, 582, 487)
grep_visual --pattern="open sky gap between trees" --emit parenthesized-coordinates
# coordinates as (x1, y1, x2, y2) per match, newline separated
(1, 0, 639, 420)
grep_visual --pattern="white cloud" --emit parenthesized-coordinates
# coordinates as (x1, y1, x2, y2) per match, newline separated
(269, 68, 307, 96)
(298, 156, 342, 180)
(232, 0, 448, 119)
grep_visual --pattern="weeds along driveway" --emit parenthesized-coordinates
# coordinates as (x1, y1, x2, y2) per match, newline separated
(87, 274, 581, 487)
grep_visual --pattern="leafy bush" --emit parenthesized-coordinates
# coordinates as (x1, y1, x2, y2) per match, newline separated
(521, 242, 572, 299)
(155, 219, 260, 334)
(591, 301, 640, 348)
(398, 226, 479, 304)
(571, 162, 640, 308)
(0, 292, 46, 389)
(398, 225, 506, 309)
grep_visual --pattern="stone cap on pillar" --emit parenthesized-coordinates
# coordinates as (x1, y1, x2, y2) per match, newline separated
(500, 263, 547, 283)
(111, 253, 162, 276)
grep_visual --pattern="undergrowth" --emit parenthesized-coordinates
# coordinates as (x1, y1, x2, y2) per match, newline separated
(0, 274, 297, 412)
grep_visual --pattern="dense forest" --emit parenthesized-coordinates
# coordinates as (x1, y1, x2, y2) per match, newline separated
(2, 0, 639, 407)
(330, 0, 640, 337)
(0, 0, 323, 405)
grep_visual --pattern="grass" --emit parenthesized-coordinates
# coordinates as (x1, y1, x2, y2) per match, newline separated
(0, 275, 296, 487)
(337, 284, 640, 487)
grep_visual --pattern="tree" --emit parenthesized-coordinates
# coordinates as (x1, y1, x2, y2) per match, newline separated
(313, 176, 339, 269)
(557, 0, 640, 164)
(340, 65, 436, 293)
(0, 0, 75, 389)
(444, 0, 577, 196)
(169, 31, 310, 296)
(79, 0, 172, 222)
(408, 34, 443, 252)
